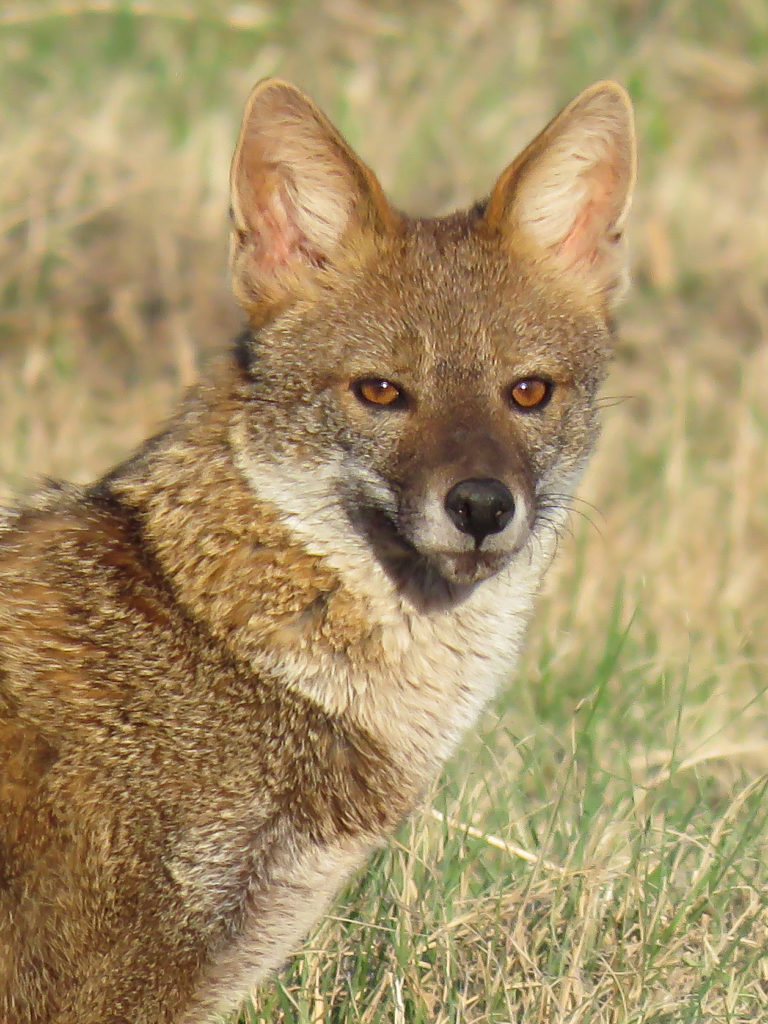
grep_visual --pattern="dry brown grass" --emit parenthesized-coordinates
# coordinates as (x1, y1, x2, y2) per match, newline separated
(2, 1, 767, 1020)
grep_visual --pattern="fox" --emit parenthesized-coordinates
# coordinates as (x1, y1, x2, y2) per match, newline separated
(0, 78, 635, 1022)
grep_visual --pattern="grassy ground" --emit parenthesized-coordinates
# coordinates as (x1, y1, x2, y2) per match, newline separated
(2, 1, 767, 1021)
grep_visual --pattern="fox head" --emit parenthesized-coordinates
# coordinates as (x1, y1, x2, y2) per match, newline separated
(227, 79, 635, 590)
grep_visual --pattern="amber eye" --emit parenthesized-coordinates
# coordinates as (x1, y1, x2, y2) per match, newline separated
(508, 377, 552, 411)
(352, 378, 406, 409)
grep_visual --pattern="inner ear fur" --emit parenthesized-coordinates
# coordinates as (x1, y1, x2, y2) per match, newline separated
(485, 81, 636, 306)
(229, 78, 397, 320)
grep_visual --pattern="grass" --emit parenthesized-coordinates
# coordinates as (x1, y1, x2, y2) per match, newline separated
(1, 1, 767, 1021)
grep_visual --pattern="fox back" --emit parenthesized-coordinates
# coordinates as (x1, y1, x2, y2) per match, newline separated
(0, 80, 635, 1023)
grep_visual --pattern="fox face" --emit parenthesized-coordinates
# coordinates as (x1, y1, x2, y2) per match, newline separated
(229, 80, 635, 591)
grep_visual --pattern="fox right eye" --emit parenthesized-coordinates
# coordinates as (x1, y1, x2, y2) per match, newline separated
(352, 378, 408, 410)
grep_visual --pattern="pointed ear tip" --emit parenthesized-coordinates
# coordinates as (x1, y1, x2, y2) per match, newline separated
(240, 77, 314, 122)
(246, 76, 302, 100)
(577, 79, 635, 122)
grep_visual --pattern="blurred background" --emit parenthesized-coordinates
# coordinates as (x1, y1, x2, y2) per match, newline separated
(1, 2, 767, 1021)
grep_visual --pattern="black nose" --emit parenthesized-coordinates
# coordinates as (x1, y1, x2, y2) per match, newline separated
(444, 477, 515, 547)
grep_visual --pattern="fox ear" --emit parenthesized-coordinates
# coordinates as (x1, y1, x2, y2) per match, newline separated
(485, 82, 636, 306)
(230, 78, 396, 321)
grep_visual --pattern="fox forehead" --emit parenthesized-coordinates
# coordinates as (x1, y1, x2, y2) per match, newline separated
(271, 212, 612, 391)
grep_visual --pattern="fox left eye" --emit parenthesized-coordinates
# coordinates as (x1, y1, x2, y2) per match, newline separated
(352, 378, 407, 409)
(507, 377, 553, 411)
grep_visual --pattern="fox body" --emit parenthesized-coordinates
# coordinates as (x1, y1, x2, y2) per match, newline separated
(0, 80, 635, 1022)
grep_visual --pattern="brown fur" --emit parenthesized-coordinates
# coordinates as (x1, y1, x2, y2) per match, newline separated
(0, 79, 635, 1021)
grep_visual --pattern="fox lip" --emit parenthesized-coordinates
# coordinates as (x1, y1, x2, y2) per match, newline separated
(348, 503, 518, 587)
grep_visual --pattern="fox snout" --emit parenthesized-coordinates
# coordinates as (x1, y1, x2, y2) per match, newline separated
(375, 441, 538, 588)
(429, 474, 526, 585)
